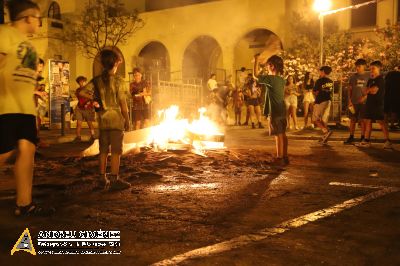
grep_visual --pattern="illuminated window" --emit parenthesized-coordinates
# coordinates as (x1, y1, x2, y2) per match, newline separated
(351, 0, 377, 28)
(48, 1, 61, 20)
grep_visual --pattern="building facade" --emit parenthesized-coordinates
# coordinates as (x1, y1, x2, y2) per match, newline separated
(3, 0, 399, 86)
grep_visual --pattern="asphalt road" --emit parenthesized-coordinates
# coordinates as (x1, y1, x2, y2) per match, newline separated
(0, 127, 399, 265)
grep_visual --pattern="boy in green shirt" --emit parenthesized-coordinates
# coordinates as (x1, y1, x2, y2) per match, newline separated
(254, 55, 288, 165)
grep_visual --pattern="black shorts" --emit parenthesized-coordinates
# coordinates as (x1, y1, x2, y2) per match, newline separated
(270, 117, 287, 136)
(349, 104, 366, 122)
(132, 109, 150, 123)
(364, 105, 384, 121)
(247, 98, 260, 106)
(0, 114, 38, 153)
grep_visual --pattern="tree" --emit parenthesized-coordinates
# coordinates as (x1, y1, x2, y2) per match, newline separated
(284, 11, 382, 80)
(284, 11, 346, 80)
(375, 21, 400, 70)
(64, 0, 145, 58)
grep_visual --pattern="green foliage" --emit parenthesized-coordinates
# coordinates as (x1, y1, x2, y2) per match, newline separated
(375, 21, 400, 70)
(285, 11, 400, 81)
(64, 0, 145, 58)
(286, 11, 319, 65)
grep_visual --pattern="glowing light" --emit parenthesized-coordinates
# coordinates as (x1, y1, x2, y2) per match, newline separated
(147, 105, 190, 151)
(188, 107, 221, 136)
(153, 183, 219, 192)
(313, 0, 331, 12)
(147, 106, 225, 152)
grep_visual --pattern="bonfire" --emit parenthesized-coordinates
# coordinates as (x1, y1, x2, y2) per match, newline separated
(147, 106, 225, 153)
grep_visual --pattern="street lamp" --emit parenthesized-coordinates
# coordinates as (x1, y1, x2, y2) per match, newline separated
(313, 0, 332, 65)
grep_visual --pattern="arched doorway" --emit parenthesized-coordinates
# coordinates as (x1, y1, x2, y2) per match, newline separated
(93, 47, 126, 78)
(137, 41, 170, 81)
(48, 1, 61, 20)
(234, 29, 283, 85)
(182, 36, 223, 83)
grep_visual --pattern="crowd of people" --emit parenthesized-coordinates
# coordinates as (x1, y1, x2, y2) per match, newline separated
(206, 60, 400, 151)
(70, 66, 152, 142)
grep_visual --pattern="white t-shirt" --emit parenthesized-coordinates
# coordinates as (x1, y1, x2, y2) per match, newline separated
(0, 25, 38, 116)
(207, 78, 218, 91)
(238, 71, 247, 86)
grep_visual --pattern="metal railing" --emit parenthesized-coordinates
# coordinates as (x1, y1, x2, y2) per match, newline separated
(154, 80, 204, 116)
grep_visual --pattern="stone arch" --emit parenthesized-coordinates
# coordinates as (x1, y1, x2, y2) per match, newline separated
(234, 28, 283, 84)
(48, 1, 61, 20)
(93, 47, 126, 78)
(182, 35, 224, 83)
(136, 41, 170, 81)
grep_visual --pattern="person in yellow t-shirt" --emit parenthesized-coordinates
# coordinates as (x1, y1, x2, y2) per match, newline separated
(0, 0, 54, 216)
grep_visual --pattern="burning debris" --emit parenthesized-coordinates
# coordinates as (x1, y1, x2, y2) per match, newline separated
(80, 106, 225, 157)
(147, 106, 225, 154)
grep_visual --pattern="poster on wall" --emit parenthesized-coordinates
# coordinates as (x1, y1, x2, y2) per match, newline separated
(48, 59, 71, 128)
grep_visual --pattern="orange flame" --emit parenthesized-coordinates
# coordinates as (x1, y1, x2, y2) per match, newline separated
(147, 106, 224, 152)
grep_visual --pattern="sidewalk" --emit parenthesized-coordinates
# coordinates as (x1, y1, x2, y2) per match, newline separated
(285, 125, 400, 143)
(285, 116, 400, 143)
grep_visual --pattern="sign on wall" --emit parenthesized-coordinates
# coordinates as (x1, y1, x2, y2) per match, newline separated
(48, 59, 71, 127)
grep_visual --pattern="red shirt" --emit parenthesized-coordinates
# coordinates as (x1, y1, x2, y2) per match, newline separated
(130, 80, 151, 110)
(75, 87, 93, 110)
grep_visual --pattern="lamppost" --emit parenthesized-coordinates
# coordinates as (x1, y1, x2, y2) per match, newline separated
(313, 0, 332, 66)
(313, 0, 379, 66)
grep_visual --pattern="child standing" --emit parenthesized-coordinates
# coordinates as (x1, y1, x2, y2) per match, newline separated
(313, 66, 334, 144)
(233, 88, 244, 125)
(254, 55, 288, 165)
(302, 72, 315, 129)
(244, 79, 264, 129)
(0, 0, 54, 216)
(74, 76, 96, 142)
(80, 50, 131, 190)
(284, 75, 300, 130)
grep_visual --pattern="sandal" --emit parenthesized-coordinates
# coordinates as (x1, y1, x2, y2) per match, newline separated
(15, 203, 55, 217)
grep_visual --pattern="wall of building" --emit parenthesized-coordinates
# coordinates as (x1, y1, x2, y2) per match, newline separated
(322, 0, 397, 33)
(29, 0, 399, 89)
(35, 0, 287, 85)
(118, 0, 287, 80)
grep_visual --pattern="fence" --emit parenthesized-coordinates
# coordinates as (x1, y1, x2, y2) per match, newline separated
(327, 80, 343, 124)
(153, 80, 204, 117)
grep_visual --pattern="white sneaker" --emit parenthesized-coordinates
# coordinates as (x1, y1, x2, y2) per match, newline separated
(356, 141, 371, 148)
(383, 141, 393, 150)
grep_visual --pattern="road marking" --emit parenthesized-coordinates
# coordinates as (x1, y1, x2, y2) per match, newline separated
(329, 181, 389, 189)
(152, 186, 400, 266)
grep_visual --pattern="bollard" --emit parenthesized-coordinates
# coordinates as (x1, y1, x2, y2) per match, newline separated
(61, 103, 65, 136)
